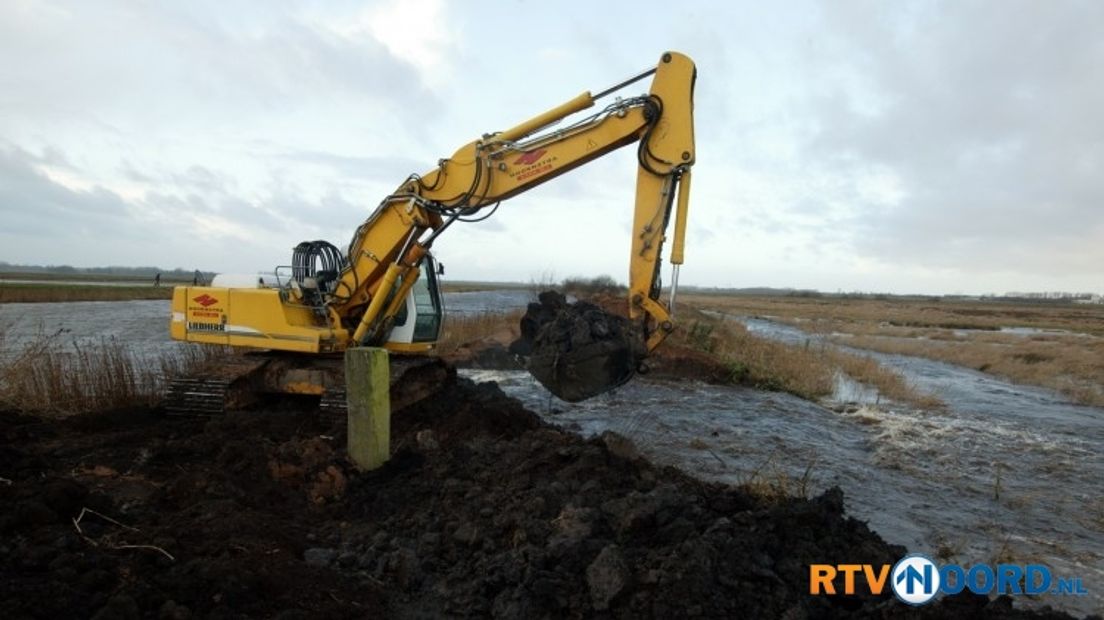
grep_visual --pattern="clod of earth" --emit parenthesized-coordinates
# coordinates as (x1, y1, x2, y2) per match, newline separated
(512, 290, 647, 402)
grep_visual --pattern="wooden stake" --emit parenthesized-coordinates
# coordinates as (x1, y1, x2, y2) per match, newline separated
(345, 347, 391, 471)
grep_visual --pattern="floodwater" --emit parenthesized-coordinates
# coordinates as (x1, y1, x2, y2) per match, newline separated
(442, 289, 533, 316)
(462, 316, 1103, 615)
(0, 300, 181, 360)
(2, 294, 1100, 614)
(0, 291, 535, 362)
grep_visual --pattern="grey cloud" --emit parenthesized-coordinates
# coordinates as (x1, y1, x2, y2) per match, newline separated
(120, 160, 155, 184)
(26, 145, 76, 170)
(0, 146, 133, 237)
(0, 2, 443, 135)
(123, 156, 360, 237)
(799, 1, 1104, 278)
(141, 190, 286, 236)
(0, 144, 376, 268)
(690, 225, 716, 244)
(274, 150, 428, 185)
(171, 166, 233, 194)
(737, 212, 792, 235)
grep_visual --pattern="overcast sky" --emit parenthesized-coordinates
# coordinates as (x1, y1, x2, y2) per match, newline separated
(1, 0, 1101, 295)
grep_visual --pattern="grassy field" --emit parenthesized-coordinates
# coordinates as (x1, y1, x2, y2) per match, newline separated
(0, 271, 189, 283)
(686, 294, 1104, 407)
(0, 282, 175, 303)
(0, 270, 192, 302)
(683, 293, 1104, 335)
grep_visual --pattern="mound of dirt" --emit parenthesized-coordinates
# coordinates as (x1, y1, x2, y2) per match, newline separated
(512, 291, 647, 402)
(0, 380, 1078, 619)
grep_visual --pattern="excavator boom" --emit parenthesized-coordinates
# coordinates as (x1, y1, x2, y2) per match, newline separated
(170, 51, 697, 405)
(333, 52, 695, 350)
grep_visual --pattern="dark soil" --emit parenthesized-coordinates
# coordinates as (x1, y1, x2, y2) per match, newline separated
(0, 376, 1079, 619)
(511, 291, 647, 402)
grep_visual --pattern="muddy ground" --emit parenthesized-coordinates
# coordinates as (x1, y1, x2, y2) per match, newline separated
(1, 373, 1081, 619)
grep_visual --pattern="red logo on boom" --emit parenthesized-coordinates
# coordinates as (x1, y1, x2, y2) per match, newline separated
(193, 294, 219, 308)
(513, 149, 547, 166)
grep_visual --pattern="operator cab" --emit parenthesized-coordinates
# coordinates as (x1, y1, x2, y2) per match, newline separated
(386, 254, 444, 347)
(282, 240, 442, 349)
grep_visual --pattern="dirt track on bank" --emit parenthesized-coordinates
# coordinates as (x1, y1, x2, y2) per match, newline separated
(1, 374, 1078, 619)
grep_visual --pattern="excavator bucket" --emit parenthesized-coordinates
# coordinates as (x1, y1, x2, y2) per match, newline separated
(511, 292, 647, 402)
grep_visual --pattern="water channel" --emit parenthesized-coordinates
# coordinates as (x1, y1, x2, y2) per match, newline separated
(1, 293, 1098, 614)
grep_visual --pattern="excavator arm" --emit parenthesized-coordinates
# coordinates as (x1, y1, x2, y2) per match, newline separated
(170, 51, 696, 404)
(332, 51, 696, 352)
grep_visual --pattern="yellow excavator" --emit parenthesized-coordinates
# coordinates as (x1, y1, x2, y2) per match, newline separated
(166, 51, 696, 414)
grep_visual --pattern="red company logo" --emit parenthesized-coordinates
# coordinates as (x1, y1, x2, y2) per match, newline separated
(513, 149, 547, 166)
(193, 294, 219, 308)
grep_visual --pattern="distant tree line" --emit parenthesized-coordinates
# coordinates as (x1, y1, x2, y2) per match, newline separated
(677, 285, 1101, 304)
(561, 275, 626, 296)
(0, 261, 214, 281)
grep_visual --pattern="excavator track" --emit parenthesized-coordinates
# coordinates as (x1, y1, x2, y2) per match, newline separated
(317, 356, 455, 419)
(163, 357, 269, 417)
(164, 377, 234, 416)
(318, 389, 348, 418)
(163, 353, 453, 417)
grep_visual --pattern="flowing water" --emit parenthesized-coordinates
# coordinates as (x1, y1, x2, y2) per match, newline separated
(461, 315, 1103, 615)
(2, 294, 1100, 613)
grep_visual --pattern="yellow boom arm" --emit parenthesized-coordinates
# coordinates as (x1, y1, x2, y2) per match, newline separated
(332, 51, 697, 351)
(171, 51, 696, 357)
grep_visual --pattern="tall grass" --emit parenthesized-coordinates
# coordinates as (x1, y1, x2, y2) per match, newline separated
(0, 324, 224, 415)
(689, 294, 1104, 407)
(673, 309, 940, 408)
(437, 310, 525, 355)
(825, 349, 943, 408)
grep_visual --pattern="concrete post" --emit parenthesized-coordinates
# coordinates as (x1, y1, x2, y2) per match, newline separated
(345, 347, 390, 471)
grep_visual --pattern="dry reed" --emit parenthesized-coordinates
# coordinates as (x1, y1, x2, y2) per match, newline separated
(0, 324, 225, 416)
(437, 310, 524, 355)
(674, 308, 939, 408)
(686, 294, 1104, 336)
(688, 294, 1103, 408)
